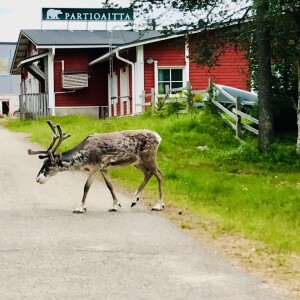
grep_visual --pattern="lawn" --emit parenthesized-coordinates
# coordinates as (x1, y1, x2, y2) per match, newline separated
(4, 112, 300, 254)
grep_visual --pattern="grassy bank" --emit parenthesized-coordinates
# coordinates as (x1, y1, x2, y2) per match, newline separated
(4, 113, 300, 254)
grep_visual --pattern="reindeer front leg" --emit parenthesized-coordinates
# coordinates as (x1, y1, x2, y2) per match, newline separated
(73, 171, 97, 213)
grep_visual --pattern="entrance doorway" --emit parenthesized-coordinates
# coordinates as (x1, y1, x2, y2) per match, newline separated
(1, 101, 9, 115)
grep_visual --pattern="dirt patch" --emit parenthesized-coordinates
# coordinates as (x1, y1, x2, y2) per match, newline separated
(163, 204, 300, 300)
(113, 178, 299, 300)
(114, 179, 300, 300)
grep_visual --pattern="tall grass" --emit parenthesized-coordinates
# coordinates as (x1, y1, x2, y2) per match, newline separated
(5, 112, 300, 253)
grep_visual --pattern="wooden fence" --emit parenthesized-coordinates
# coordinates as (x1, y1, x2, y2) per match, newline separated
(139, 80, 259, 139)
(140, 83, 206, 114)
(19, 93, 49, 120)
(211, 81, 259, 138)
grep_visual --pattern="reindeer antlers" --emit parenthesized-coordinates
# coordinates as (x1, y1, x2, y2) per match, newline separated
(28, 120, 71, 160)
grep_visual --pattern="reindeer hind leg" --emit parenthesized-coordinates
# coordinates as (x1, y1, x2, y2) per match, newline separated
(151, 168, 164, 211)
(131, 165, 153, 208)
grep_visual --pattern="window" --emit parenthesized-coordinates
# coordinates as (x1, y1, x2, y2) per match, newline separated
(62, 71, 88, 89)
(158, 68, 183, 94)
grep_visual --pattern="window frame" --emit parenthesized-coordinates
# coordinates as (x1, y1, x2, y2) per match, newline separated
(157, 67, 185, 96)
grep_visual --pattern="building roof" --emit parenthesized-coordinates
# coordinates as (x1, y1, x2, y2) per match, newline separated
(21, 29, 162, 47)
(11, 21, 237, 74)
(11, 29, 163, 74)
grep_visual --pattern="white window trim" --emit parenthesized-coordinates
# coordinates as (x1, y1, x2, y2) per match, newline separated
(156, 66, 186, 97)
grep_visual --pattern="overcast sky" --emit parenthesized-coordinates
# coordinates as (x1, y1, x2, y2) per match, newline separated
(0, 0, 248, 43)
(0, 0, 131, 42)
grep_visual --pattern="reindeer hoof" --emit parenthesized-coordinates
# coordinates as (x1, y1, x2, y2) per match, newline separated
(108, 204, 121, 212)
(151, 204, 165, 211)
(131, 197, 139, 207)
(73, 207, 87, 214)
(108, 208, 118, 212)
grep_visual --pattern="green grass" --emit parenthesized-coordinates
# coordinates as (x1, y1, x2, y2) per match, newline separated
(4, 112, 300, 253)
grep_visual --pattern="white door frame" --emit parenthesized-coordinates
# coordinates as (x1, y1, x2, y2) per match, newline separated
(108, 71, 118, 117)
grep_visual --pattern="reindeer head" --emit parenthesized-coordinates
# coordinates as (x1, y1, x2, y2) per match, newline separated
(28, 120, 70, 184)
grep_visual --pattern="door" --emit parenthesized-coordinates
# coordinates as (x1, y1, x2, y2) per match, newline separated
(108, 72, 118, 117)
(120, 66, 130, 115)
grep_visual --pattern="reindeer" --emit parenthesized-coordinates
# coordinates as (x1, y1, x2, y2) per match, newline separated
(28, 120, 164, 213)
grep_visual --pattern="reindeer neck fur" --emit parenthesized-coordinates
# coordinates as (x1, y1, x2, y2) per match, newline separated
(58, 138, 91, 171)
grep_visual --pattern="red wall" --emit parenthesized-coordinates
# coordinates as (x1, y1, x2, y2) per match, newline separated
(144, 38, 186, 94)
(189, 35, 250, 90)
(54, 49, 108, 107)
(143, 34, 250, 95)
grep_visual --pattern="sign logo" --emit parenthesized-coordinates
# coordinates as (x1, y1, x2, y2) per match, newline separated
(42, 8, 134, 21)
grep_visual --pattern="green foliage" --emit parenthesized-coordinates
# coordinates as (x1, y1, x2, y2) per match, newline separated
(165, 101, 185, 117)
(156, 96, 166, 112)
(5, 112, 300, 252)
(155, 94, 186, 117)
(193, 93, 204, 103)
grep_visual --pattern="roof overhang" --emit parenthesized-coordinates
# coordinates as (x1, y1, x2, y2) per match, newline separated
(17, 51, 49, 81)
(35, 45, 116, 49)
(10, 32, 31, 75)
(17, 51, 49, 68)
(89, 32, 186, 66)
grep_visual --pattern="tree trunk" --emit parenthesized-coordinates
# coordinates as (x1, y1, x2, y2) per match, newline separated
(296, 35, 300, 155)
(256, 0, 274, 151)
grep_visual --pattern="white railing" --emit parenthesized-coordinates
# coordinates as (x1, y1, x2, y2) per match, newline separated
(19, 93, 49, 120)
(139, 83, 206, 114)
(139, 79, 259, 139)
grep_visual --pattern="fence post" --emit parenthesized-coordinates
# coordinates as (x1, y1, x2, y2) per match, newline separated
(165, 85, 170, 96)
(208, 78, 214, 102)
(151, 88, 155, 113)
(141, 90, 146, 113)
(186, 81, 192, 113)
(19, 95, 24, 120)
(236, 96, 242, 139)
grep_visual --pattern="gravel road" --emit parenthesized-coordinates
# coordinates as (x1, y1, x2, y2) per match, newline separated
(0, 125, 289, 300)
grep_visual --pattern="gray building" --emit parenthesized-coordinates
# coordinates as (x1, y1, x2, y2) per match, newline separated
(0, 42, 20, 116)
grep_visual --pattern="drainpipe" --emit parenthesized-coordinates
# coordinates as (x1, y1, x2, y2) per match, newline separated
(185, 34, 190, 84)
(116, 49, 136, 115)
(48, 47, 56, 116)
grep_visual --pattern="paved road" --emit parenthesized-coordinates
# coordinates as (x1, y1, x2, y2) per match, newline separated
(0, 125, 289, 300)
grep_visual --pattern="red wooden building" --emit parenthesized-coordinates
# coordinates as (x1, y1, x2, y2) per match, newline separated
(11, 29, 249, 118)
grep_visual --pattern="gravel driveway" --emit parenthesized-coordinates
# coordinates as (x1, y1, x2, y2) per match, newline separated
(0, 125, 289, 300)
